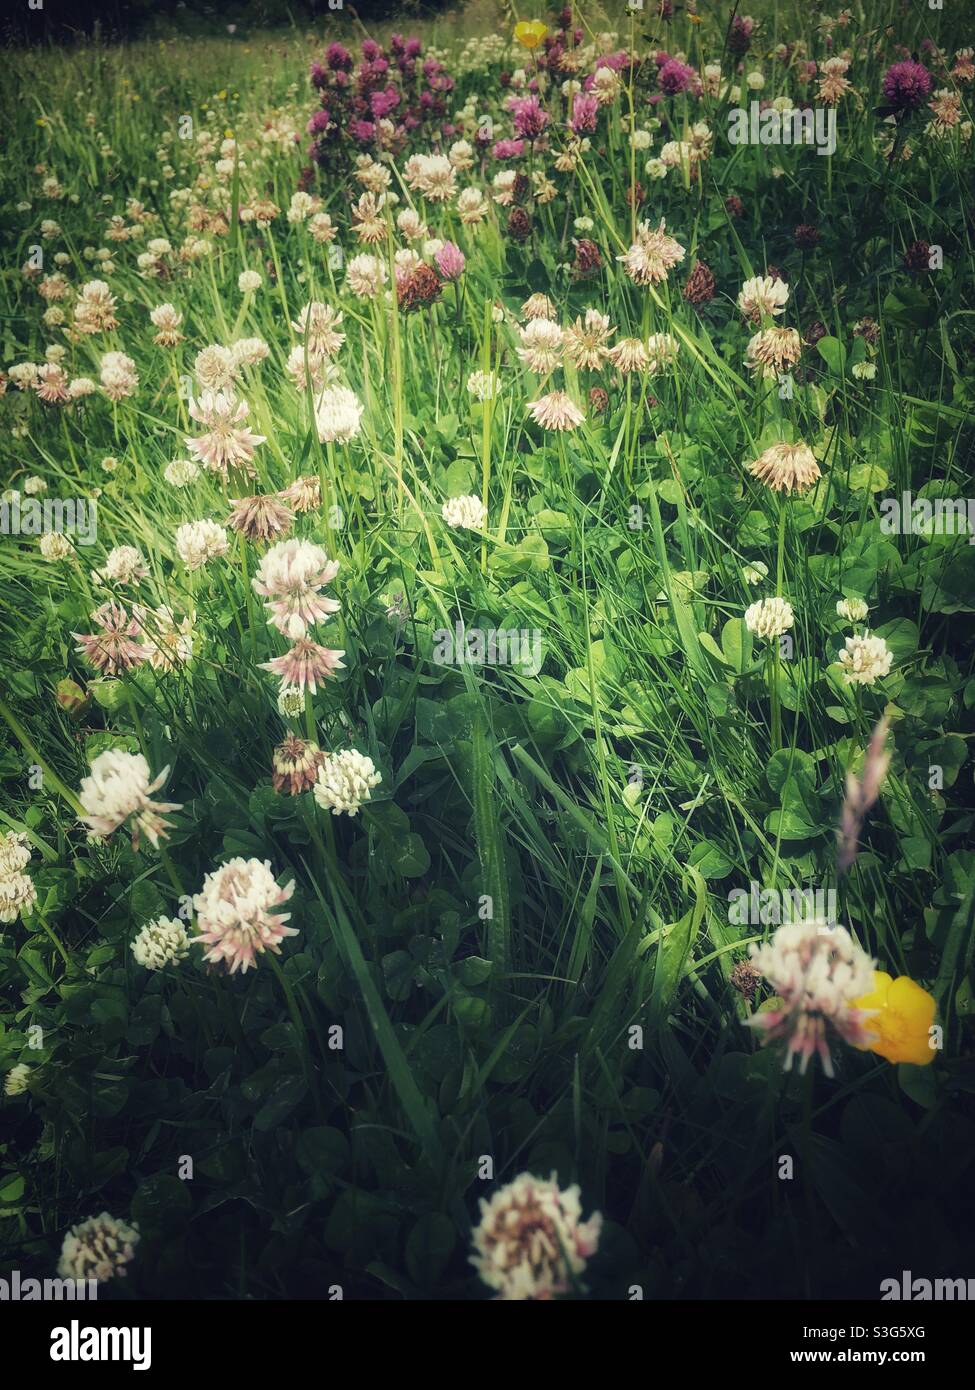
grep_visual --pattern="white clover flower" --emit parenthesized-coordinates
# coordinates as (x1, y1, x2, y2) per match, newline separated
(457, 186, 489, 224)
(746, 921, 877, 1076)
(313, 750, 381, 817)
(287, 191, 317, 224)
(39, 531, 74, 561)
(344, 253, 386, 298)
(135, 604, 194, 672)
(645, 332, 679, 374)
(471, 1172, 602, 1300)
(742, 561, 768, 585)
(175, 519, 229, 570)
(0, 872, 37, 924)
(526, 390, 585, 431)
(314, 385, 363, 444)
(238, 270, 262, 293)
(745, 596, 794, 639)
(617, 218, 685, 286)
(78, 749, 181, 849)
(8, 362, 40, 390)
(517, 318, 564, 374)
(277, 684, 306, 719)
(397, 208, 427, 240)
(0, 832, 31, 877)
(99, 351, 138, 400)
(836, 597, 869, 623)
(94, 545, 148, 587)
(57, 1213, 140, 1283)
(252, 539, 340, 638)
(404, 152, 456, 202)
(131, 916, 191, 970)
(442, 494, 487, 531)
(193, 344, 237, 392)
(164, 459, 199, 487)
(308, 211, 336, 243)
(466, 370, 499, 401)
(838, 632, 892, 686)
(4, 1063, 31, 1097)
(192, 857, 297, 974)
(738, 274, 789, 321)
(852, 361, 877, 381)
(231, 338, 269, 370)
(290, 304, 343, 361)
(659, 140, 691, 169)
(286, 345, 337, 393)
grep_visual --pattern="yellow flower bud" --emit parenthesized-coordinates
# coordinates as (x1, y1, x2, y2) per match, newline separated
(855, 972, 937, 1066)
(514, 19, 548, 50)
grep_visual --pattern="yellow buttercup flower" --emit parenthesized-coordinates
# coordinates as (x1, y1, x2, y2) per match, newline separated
(855, 971, 937, 1066)
(514, 19, 548, 50)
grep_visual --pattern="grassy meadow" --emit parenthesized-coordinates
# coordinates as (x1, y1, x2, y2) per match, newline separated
(1, 0, 975, 1302)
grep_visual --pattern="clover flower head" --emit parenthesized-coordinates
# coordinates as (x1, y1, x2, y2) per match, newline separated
(192, 857, 297, 975)
(57, 1213, 140, 1284)
(746, 922, 877, 1075)
(471, 1172, 602, 1300)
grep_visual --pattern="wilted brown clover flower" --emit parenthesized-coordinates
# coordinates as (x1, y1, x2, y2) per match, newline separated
(511, 172, 531, 204)
(572, 238, 602, 278)
(278, 475, 321, 513)
(507, 207, 532, 242)
(617, 218, 685, 287)
(73, 602, 146, 675)
(853, 317, 881, 346)
(227, 493, 295, 543)
(396, 262, 442, 313)
(272, 735, 326, 796)
(683, 260, 716, 305)
(748, 441, 821, 494)
(903, 240, 931, 274)
(730, 960, 761, 1001)
(746, 326, 802, 379)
